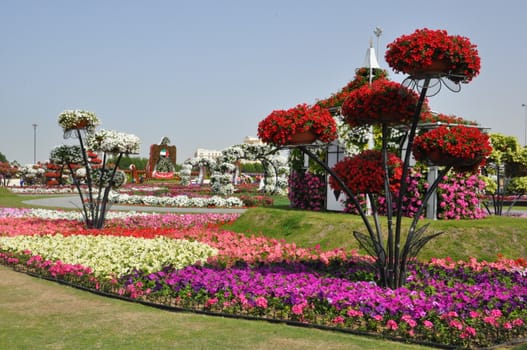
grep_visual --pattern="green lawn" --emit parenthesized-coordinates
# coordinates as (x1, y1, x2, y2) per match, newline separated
(226, 206, 527, 262)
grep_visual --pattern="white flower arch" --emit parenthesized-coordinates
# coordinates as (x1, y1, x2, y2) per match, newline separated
(179, 144, 289, 195)
(212, 144, 289, 195)
(179, 157, 217, 186)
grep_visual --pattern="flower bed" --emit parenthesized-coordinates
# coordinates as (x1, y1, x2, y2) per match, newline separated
(8, 183, 268, 208)
(1, 209, 527, 348)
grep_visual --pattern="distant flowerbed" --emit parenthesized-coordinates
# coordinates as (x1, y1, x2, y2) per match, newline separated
(8, 184, 270, 208)
(1, 208, 527, 348)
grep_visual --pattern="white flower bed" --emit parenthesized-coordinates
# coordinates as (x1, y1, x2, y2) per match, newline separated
(109, 193, 244, 208)
(7, 188, 244, 208)
(0, 234, 217, 278)
(0, 208, 151, 221)
(10, 186, 77, 194)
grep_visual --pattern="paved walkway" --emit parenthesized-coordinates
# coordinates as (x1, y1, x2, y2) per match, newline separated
(22, 195, 247, 214)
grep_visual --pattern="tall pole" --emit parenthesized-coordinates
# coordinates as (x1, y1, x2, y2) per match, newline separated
(522, 104, 527, 147)
(32, 123, 37, 164)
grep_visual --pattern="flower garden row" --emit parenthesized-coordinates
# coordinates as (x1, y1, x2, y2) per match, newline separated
(9, 183, 273, 208)
(1, 208, 527, 348)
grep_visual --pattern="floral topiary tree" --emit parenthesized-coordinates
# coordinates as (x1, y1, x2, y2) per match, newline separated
(258, 28, 491, 289)
(57, 110, 140, 228)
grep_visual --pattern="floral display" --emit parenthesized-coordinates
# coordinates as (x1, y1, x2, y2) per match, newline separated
(329, 150, 403, 194)
(57, 110, 100, 133)
(420, 112, 478, 126)
(341, 79, 423, 127)
(257, 103, 337, 146)
(1, 209, 527, 348)
(437, 173, 488, 220)
(385, 28, 481, 82)
(288, 171, 325, 211)
(49, 144, 84, 164)
(412, 125, 492, 172)
(0, 234, 217, 278)
(108, 193, 245, 208)
(87, 129, 141, 154)
(316, 67, 389, 110)
(376, 170, 429, 218)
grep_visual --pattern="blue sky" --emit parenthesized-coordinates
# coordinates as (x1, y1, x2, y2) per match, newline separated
(1, 0, 526, 164)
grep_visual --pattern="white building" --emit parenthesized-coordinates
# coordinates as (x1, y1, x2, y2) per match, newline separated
(193, 148, 222, 160)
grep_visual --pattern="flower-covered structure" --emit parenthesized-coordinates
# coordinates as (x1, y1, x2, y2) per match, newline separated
(87, 130, 140, 155)
(57, 110, 100, 134)
(257, 103, 337, 146)
(385, 28, 481, 83)
(147, 136, 177, 179)
(56, 110, 141, 229)
(270, 28, 489, 289)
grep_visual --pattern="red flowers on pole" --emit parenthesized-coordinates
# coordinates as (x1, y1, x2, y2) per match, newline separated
(385, 28, 481, 83)
(329, 150, 403, 194)
(257, 104, 337, 147)
(341, 79, 424, 127)
(412, 125, 492, 172)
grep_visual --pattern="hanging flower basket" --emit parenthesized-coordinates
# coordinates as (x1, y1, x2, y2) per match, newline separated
(316, 68, 389, 110)
(57, 110, 101, 132)
(410, 60, 450, 77)
(329, 150, 403, 194)
(289, 130, 318, 145)
(412, 125, 492, 172)
(258, 104, 337, 147)
(385, 28, 481, 83)
(341, 79, 424, 127)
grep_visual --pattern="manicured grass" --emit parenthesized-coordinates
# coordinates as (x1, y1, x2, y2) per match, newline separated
(0, 187, 55, 208)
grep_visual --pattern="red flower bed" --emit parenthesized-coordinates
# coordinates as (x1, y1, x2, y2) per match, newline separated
(329, 150, 403, 194)
(257, 103, 337, 146)
(341, 79, 423, 127)
(385, 28, 481, 82)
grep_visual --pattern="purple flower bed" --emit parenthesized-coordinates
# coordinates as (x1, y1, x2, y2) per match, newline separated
(119, 260, 527, 348)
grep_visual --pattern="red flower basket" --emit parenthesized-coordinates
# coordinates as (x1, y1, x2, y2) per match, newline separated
(385, 28, 481, 83)
(44, 172, 61, 178)
(329, 150, 403, 194)
(46, 163, 62, 170)
(316, 68, 389, 110)
(258, 104, 337, 147)
(412, 125, 492, 172)
(341, 79, 424, 127)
